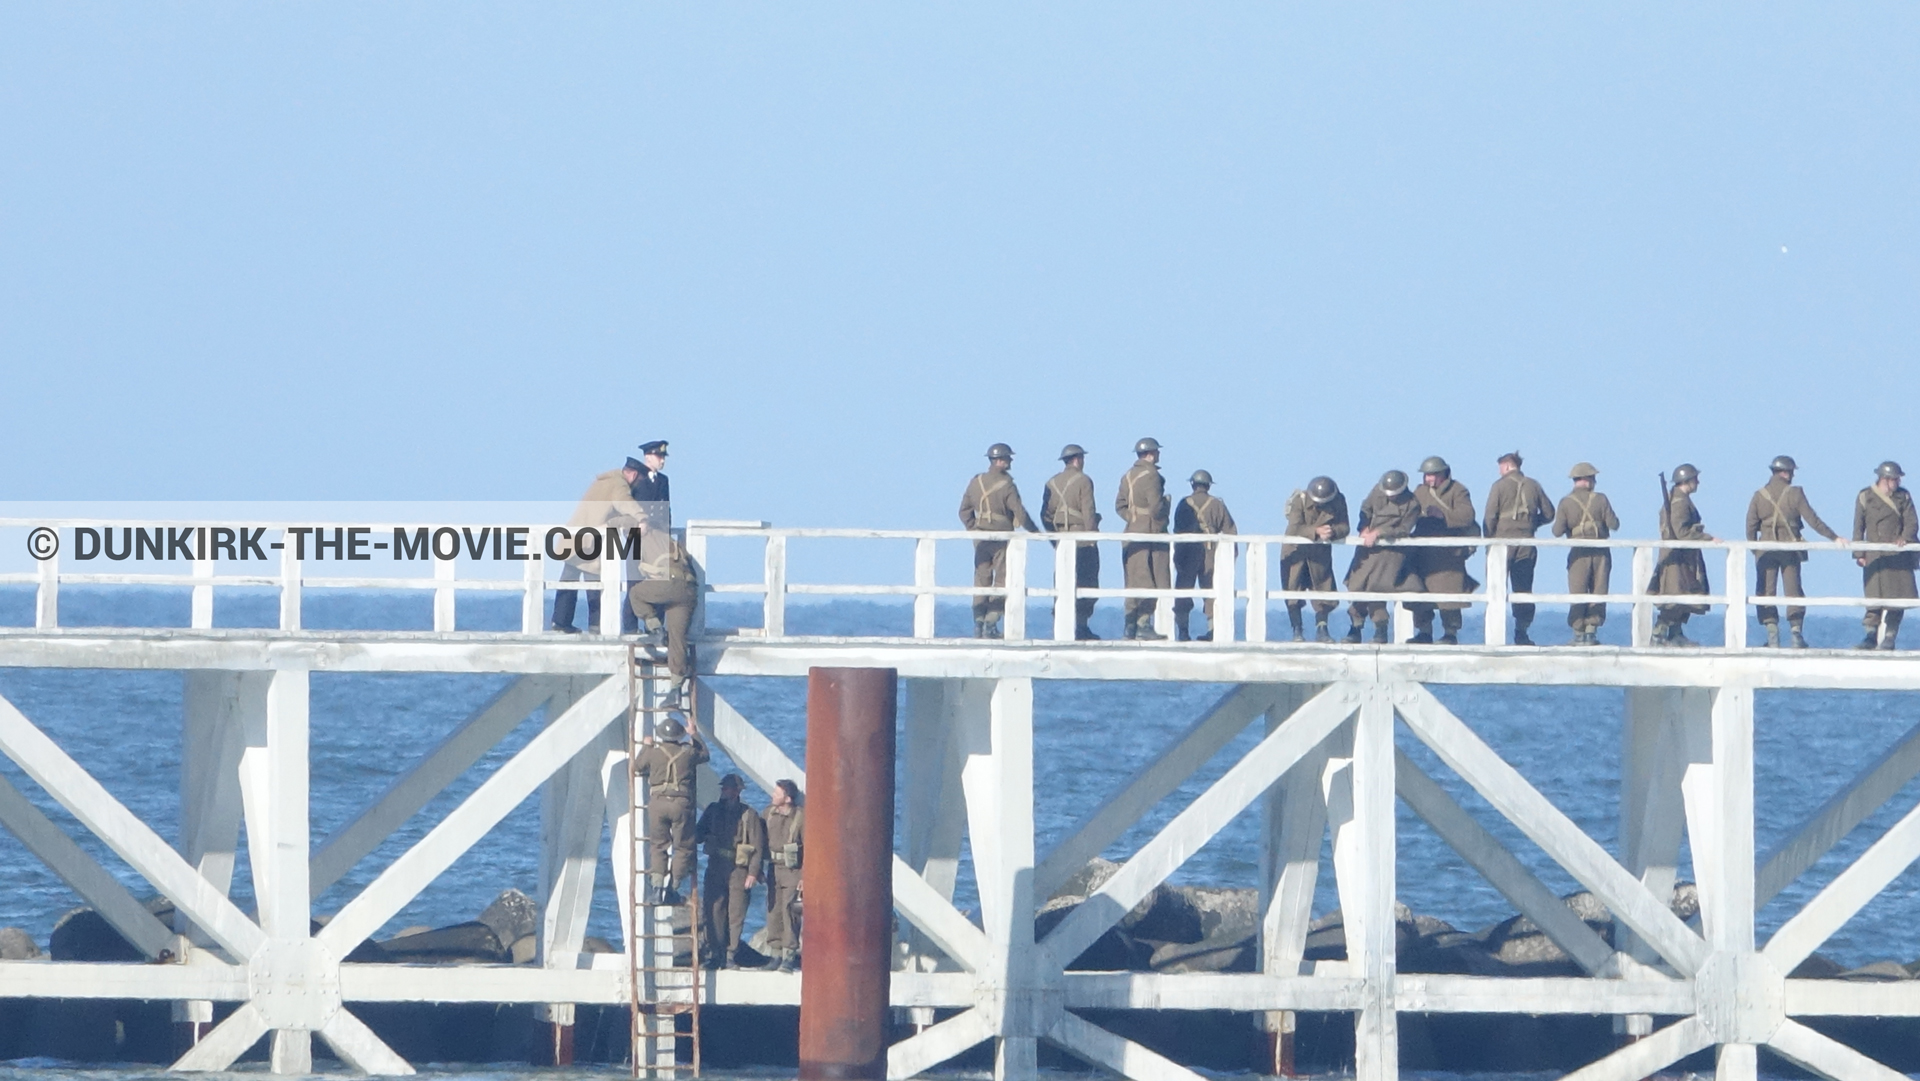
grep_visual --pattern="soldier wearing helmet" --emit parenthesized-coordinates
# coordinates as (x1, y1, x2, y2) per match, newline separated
(634, 714, 711, 905)
(1853, 461, 1918, 650)
(1282, 477, 1349, 642)
(695, 772, 766, 969)
(959, 444, 1040, 638)
(1746, 455, 1842, 648)
(1042, 444, 1103, 640)
(1343, 470, 1423, 644)
(1651, 463, 1714, 646)
(1482, 452, 1555, 646)
(1115, 438, 1172, 640)
(1172, 470, 1238, 641)
(1552, 463, 1620, 646)
(1407, 455, 1481, 645)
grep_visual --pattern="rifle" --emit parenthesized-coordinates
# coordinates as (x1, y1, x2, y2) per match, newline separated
(1650, 472, 1673, 591)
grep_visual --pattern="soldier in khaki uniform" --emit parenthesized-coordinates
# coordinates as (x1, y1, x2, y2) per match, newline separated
(1042, 445, 1103, 640)
(1116, 437, 1172, 640)
(1552, 463, 1620, 646)
(1283, 477, 1349, 643)
(551, 460, 648, 633)
(1343, 471, 1423, 644)
(630, 539, 700, 704)
(1747, 455, 1842, 649)
(1172, 470, 1238, 641)
(695, 773, 766, 968)
(761, 779, 804, 972)
(633, 715, 711, 904)
(1854, 461, 1918, 650)
(959, 444, 1039, 638)
(1482, 452, 1555, 646)
(1651, 463, 1713, 647)
(1408, 456, 1480, 645)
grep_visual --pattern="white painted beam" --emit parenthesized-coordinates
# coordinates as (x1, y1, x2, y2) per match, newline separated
(1035, 684, 1279, 901)
(172, 1002, 271, 1072)
(886, 1006, 996, 1080)
(1757, 715, 1920, 907)
(1047, 1010, 1207, 1081)
(1766, 1017, 1909, 1081)
(0, 771, 174, 959)
(318, 1007, 416, 1076)
(1763, 793, 1920, 972)
(1063, 972, 1364, 1012)
(892, 855, 991, 973)
(703, 684, 804, 794)
(0, 960, 248, 1000)
(1342, 684, 1398, 1081)
(1559, 1017, 1714, 1081)
(1261, 687, 1336, 983)
(1394, 975, 1691, 1016)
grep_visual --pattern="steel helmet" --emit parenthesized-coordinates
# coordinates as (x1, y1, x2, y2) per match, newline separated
(1878, 461, 1906, 480)
(1770, 455, 1798, 474)
(1059, 444, 1087, 461)
(1134, 437, 1162, 456)
(1307, 476, 1339, 504)
(1419, 455, 1450, 476)
(1189, 470, 1213, 487)
(656, 716, 687, 740)
(719, 772, 745, 790)
(1380, 470, 1409, 495)
(1672, 463, 1700, 485)
(985, 443, 1014, 460)
(1568, 462, 1599, 480)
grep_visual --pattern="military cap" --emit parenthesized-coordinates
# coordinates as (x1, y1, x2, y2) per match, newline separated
(1380, 470, 1409, 494)
(1134, 437, 1162, 456)
(638, 440, 669, 456)
(986, 443, 1014, 460)
(1419, 455, 1450, 476)
(719, 772, 745, 789)
(1671, 463, 1700, 485)
(1568, 462, 1599, 480)
(1307, 476, 1339, 504)
(1189, 470, 1213, 487)
(1771, 455, 1798, 474)
(1878, 461, 1906, 479)
(1059, 444, 1087, 461)
(624, 456, 646, 472)
(656, 715, 687, 740)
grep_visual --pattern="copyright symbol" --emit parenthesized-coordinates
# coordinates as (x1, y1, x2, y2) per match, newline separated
(27, 528, 58, 561)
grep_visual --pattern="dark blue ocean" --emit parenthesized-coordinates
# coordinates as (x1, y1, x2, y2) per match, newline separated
(1, 589, 1918, 1077)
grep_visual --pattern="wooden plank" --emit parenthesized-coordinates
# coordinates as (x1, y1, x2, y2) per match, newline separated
(893, 855, 991, 973)
(886, 1006, 995, 1081)
(1394, 748, 1615, 975)
(317, 1008, 415, 1076)
(1763, 793, 1920, 971)
(0, 960, 249, 1000)
(1767, 1017, 1909, 1081)
(35, 551, 57, 629)
(0, 689, 266, 961)
(0, 773, 173, 958)
(703, 684, 806, 794)
(1484, 543, 1510, 646)
(1212, 539, 1236, 643)
(1048, 1010, 1207, 1081)
(317, 676, 626, 956)
(1396, 685, 1709, 975)
(1394, 975, 1691, 1016)
(1004, 538, 1028, 641)
(917, 537, 939, 639)
(1758, 715, 1920, 907)
(1262, 687, 1336, 981)
(1344, 685, 1398, 1081)
(172, 1002, 271, 1072)
(1063, 972, 1364, 1012)
(1785, 978, 1920, 1017)
(1559, 1017, 1713, 1081)
(1040, 684, 1356, 972)
(1724, 550, 1749, 650)
(763, 535, 787, 638)
(1243, 541, 1268, 642)
(1034, 684, 1280, 900)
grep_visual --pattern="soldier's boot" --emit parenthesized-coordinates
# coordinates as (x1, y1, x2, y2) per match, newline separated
(1174, 613, 1192, 642)
(1075, 619, 1100, 641)
(1669, 624, 1698, 648)
(1315, 619, 1334, 644)
(985, 616, 1003, 640)
(1371, 619, 1392, 645)
(974, 618, 989, 639)
(1342, 621, 1364, 645)
(1512, 616, 1535, 647)
(1763, 622, 1780, 649)
(1438, 612, 1462, 646)
(777, 949, 799, 973)
(1135, 616, 1167, 642)
(1881, 626, 1901, 651)
(1789, 620, 1808, 649)
(1122, 616, 1138, 640)
(1408, 612, 1435, 645)
(1288, 608, 1306, 642)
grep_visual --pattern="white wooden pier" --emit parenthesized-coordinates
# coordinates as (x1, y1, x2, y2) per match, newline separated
(3, 518, 1920, 1081)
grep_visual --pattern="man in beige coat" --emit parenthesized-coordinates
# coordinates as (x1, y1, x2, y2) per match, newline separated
(1172, 470, 1238, 641)
(550, 458, 648, 634)
(1116, 438, 1172, 640)
(959, 444, 1039, 638)
(1747, 455, 1842, 649)
(1042, 445, 1103, 640)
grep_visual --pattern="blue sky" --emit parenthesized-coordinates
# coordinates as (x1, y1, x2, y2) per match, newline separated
(3, 4, 1917, 564)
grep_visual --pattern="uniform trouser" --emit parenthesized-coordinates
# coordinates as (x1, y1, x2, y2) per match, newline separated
(1566, 549, 1612, 631)
(1283, 553, 1339, 619)
(1172, 550, 1214, 627)
(972, 539, 1007, 624)
(629, 579, 696, 678)
(1505, 549, 1538, 628)
(1122, 539, 1171, 626)
(1755, 553, 1807, 626)
(702, 861, 751, 962)
(1863, 562, 1917, 634)
(551, 563, 602, 631)
(765, 869, 802, 954)
(1348, 601, 1390, 629)
(647, 794, 695, 884)
(1410, 566, 1473, 634)
(1051, 541, 1100, 629)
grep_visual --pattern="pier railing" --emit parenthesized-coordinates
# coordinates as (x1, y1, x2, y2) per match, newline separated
(3, 517, 1915, 649)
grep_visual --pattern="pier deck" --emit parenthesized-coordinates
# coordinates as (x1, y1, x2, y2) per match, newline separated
(2, 518, 1920, 1081)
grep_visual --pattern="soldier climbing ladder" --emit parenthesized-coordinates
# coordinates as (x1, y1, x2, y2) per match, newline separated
(627, 643, 702, 1078)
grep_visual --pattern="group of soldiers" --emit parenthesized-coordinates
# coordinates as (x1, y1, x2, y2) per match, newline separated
(960, 444, 1920, 649)
(632, 716, 806, 971)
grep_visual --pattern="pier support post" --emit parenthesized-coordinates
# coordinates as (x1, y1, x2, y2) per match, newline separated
(1259, 684, 1335, 1078)
(535, 677, 622, 1064)
(901, 679, 980, 979)
(173, 672, 255, 1051)
(1329, 683, 1397, 1081)
(1688, 686, 1759, 1081)
(959, 678, 1037, 1081)
(242, 668, 315, 1074)
(801, 667, 898, 1081)
(1618, 688, 1709, 1040)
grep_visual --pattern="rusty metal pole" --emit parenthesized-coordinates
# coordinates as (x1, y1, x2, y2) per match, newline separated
(799, 667, 897, 1081)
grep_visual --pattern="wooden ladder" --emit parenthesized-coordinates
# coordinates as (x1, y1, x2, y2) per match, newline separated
(627, 644, 702, 1078)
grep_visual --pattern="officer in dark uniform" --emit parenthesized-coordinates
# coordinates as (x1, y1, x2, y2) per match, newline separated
(623, 440, 672, 634)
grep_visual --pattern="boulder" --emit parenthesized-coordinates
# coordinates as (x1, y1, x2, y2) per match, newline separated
(477, 889, 538, 950)
(377, 921, 508, 964)
(49, 908, 143, 962)
(1842, 960, 1911, 982)
(0, 927, 42, 960)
